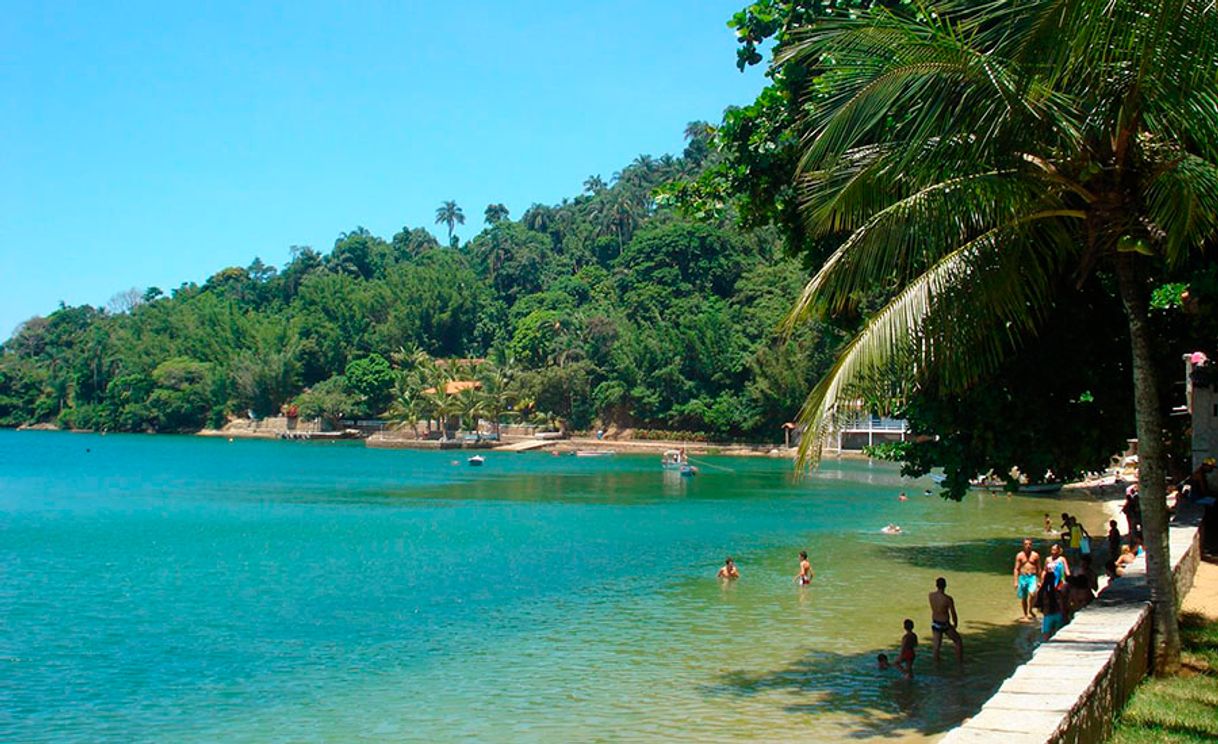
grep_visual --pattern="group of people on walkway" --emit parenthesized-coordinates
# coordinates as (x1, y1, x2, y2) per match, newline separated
(1015, 510, 1144, 642)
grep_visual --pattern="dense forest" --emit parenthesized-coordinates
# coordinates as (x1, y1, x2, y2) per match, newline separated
(0, 123, 837, 441)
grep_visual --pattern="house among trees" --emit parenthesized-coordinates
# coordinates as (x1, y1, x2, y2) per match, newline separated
(782, 414, 910, 452)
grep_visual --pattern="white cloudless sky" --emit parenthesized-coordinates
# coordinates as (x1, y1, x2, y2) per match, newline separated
(1, 1, 769, 339)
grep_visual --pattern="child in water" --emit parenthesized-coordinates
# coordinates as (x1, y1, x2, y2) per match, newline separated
(876, 653, 891, 670)
(895, 619, 917, 679)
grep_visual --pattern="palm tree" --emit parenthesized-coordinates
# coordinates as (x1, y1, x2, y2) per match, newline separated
(482, 228, 507, 286)
(484, 203, 509, 225)
(425, 375, 456, 440)
(456, 385, 483, 434)
(477, 360, 516, 437)
(434, 200, 465, 244)
(522, 203, 554, 233)
(386, 387, 425, 437)
(683, 120, 710, 143)
(583, 175, 607, 195)
(656, 154, 678, 180)
(780, 0, 1218, 674)
(631, 154, 656, 176)
(590, 191, 641, 254)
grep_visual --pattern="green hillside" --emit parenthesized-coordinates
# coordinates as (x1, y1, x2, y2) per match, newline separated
(0, 127, 836, 440)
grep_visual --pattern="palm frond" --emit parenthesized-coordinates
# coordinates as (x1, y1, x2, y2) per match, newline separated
(783, 6, 1079, 175)
(788, 169, 1064, 321)
(1144, 151, 1218, 266)
(791, 212, 1078, 468)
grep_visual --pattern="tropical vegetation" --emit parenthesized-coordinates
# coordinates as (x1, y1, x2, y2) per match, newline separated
(0, 126, 837, 445)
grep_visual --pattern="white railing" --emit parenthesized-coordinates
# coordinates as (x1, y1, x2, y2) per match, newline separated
(836, 414, 908, 432)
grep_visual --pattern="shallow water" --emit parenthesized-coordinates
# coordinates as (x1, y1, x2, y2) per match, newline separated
(0, 431, 1108, 742)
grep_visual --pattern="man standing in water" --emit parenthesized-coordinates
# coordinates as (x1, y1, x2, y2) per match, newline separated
(1013, 538, 1041, 621)
(717, 557, 739, 580)
(929, 577, 964, 663)
(796, 550, 814, 585)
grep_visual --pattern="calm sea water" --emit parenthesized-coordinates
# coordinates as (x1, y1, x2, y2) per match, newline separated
(0, 431, 1106, 742)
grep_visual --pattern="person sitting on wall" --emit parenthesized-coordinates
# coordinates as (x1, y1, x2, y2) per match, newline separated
(1183, 459, 1215, 499)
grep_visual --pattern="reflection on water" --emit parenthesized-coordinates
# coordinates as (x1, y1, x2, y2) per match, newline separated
(0, 431, 1110, 742)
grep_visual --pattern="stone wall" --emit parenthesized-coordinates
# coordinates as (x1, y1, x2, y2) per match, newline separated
(939, 506, 1203, 743)
(198, 416, 326, 439)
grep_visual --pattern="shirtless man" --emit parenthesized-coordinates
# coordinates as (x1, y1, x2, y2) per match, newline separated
(929, 577, 964, 663)
(717, 557, 739, 580)
(1013, 538, 1042, 621)
(796, 550, 814, 585)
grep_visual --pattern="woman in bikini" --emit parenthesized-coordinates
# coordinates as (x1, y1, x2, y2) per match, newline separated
(796, 550, 814, 585)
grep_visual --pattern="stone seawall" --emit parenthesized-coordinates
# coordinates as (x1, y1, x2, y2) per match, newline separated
(199, 417, 326, 439)
(939, 506, 1203, 744)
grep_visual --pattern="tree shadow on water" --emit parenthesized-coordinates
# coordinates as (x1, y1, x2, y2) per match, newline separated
(702, 619, 1044, 740)
(872, 537, 1038, 577)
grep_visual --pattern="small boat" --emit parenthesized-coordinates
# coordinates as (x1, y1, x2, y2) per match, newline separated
(575, 450, 615, 457)
(969, 475, 1006, 490)
(468, 455, 485, 466)
(968, 478, 1064, 494)
(662, 450, 684, 470)
(680, 464, 698, 477)
(1019, 483, 1064, 494)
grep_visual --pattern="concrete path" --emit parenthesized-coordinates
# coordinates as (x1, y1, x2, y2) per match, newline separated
(492, 439, 556, 452)
(939, 507, 1204, 744)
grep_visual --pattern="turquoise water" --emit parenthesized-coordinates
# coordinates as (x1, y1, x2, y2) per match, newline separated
(0, 431, 1106, 742)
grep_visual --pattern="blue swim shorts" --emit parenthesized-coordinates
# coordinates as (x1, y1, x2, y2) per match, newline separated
(1017, 573, 1038, 599)
(1042, 612, 1064, 637)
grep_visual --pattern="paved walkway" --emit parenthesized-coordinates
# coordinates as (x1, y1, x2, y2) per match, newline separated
(492, 439, 555, 452)
(939, 507, 1204, 744)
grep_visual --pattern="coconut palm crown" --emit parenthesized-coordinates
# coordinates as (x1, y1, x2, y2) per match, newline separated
(435, 200, 465, 244)
(782, 0, 1218, 673)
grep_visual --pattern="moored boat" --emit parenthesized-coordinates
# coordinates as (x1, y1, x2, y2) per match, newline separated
(967, 478, 1064, 493)
(1018, 483, 1063, 494)
(661, 450, 683, 469)
(468, 455, 485, 466)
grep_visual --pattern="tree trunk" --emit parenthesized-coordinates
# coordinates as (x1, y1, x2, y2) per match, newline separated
(1115, 253, 1181, 675)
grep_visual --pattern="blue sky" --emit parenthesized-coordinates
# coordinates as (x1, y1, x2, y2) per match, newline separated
(1, 1, 769, 339)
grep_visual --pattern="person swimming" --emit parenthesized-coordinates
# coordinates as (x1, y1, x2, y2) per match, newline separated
(796, 550, 814, 585)
(881, 524, 902, 534)
(717, 557, 740, 580)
